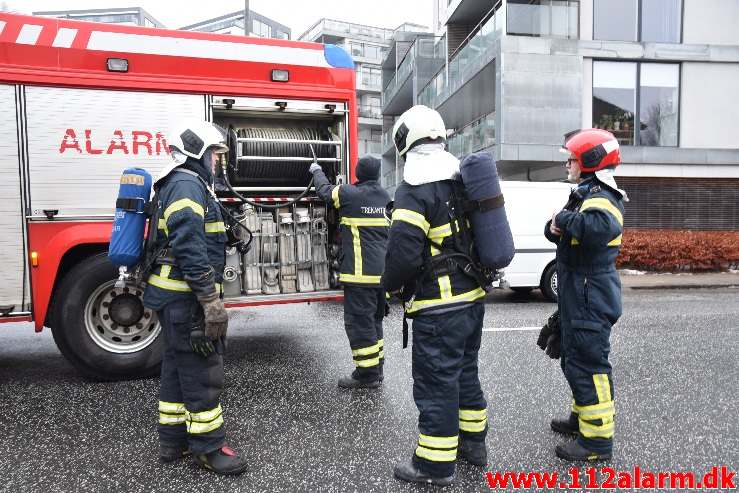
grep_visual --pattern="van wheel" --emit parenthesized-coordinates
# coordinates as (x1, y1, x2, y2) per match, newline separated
(50, 253, 162, 381)
(540, 263, 558, 302)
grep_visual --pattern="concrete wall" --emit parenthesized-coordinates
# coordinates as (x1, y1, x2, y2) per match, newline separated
(683, 0, 739, 45)
(680, 62, 739, 149)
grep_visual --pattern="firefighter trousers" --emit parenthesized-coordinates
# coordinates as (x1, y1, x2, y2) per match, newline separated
(411, 302, 488, 477)
(156, 297, 226, 455)
(343, 285, 385, 382)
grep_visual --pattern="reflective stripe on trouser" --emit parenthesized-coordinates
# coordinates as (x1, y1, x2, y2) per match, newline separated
(343, 285, 385, 382)
(561, 322, 615, 453)
(156, 297, 226, 454)
(411, 303, 487, 477)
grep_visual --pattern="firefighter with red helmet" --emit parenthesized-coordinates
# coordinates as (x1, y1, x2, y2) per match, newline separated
(143, 119, 247, 475)
(543, 128, 628, 461)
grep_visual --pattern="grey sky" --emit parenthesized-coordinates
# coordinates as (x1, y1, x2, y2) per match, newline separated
(14, 0, 434, 39)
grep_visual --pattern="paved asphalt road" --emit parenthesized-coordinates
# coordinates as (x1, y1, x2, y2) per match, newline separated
(1, 284, 737, 492)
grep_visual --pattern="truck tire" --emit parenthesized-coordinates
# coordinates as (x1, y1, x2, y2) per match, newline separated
(540, 262, 558, 303)
(51, 253, 162, 381)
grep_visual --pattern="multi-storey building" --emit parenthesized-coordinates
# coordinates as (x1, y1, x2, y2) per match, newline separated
(300, 20, 428, 162)
(33, 7, 165, 28)
(382, 0, 739, 230)
(179, 10, 290, 39)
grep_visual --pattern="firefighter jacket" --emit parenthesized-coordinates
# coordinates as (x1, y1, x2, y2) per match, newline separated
(313, 169, 390, 287)
(384, 180, 486, 317)
(143, 160, 227, 311)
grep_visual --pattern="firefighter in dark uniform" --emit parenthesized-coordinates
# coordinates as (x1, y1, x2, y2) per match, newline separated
(310, 156, 391, 388)
(383, 105, 489, 487)
(143, 119, 247, 475)
(543, 128, 627, 461)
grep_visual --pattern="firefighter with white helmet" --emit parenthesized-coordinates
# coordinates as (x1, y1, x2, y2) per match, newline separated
(384, 105, 489, 486)
(542, 128, 628, 461)
(143, 119, 247, 475)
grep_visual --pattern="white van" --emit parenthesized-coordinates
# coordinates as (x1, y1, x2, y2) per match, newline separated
(496, 181, 573, 302)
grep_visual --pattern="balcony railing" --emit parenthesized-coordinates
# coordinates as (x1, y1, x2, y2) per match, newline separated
(447, 112, 495, 158)
(382, 42, 417, 102)
(299, 19, 395, 42)
(358, 105, 382, 119)
(358, 139, 381, 154)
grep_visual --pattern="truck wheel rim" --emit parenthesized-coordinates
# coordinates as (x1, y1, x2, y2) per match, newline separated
(551, 272, 558, 295)
(85, 280, 160, 354)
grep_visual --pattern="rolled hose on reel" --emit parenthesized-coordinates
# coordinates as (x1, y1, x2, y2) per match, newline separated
(222, 126, 334, 210)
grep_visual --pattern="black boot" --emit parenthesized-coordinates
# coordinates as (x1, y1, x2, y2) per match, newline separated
(193, 446, 248, 475)
(393, 459, 454, 486)
(159, 442, 189, 462)
(458, 438, 487, 467)
(550, 418, 579, 436)
(555, 440, 612, 461)
(340, 371, 380, 388)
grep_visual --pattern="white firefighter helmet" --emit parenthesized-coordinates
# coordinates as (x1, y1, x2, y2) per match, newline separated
(169, 119, 228, 160)
(393, 105, 446, 158)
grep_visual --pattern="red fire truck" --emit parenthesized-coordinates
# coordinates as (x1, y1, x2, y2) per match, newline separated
(0, 12, 358, 380)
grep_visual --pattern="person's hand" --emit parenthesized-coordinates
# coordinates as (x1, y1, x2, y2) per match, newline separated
(550, 212, 562, 236)
(309, 163, 322, 174)
(197, 292, 228, 340)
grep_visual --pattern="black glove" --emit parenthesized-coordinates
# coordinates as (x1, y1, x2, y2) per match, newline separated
(384, 298, 391, 317)
(190, 325, 216, 357)
(537, 310, 561, 359)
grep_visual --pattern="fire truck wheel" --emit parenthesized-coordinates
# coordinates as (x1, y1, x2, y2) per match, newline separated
(540, 262, 558, 303)
(51, 253, 163, 381)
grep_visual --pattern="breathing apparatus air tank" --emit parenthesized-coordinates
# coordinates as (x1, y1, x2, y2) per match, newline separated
(109, 167, 153, 269)
(459, 152, 515, 270)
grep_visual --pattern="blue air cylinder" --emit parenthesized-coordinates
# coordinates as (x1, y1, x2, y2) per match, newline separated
(109, 168, 152, 268)
(459, 152, 515, 270)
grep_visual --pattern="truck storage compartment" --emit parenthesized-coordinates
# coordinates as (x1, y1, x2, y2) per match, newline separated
(211, 97, 347, 300)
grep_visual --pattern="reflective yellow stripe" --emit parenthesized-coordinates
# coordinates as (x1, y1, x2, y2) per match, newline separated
(428, 222, 455, 247)
(593, 373, 612, 403)
(575, 374, 615, 438)
(158, 401, 185, 413)
(438, 275, 452, 299)
(340, 217, 389, 227)
(158, 217, 169, 236)
(416, 434, 458, 462)
(164, 198, 204, 221)
(580, 197, 623, 225)
(571, 235, 622, 246)
(459, 408, 487, 433)
(407, 287, 486, 313)
(352, 343, 380, 357)
(578, 417, 614, 438)
(158, 400, 186, 426)
(392, 208, 430, 233)
(351, 225, 362, 277)
(205, 221, 226, 233)
(186, 404, 224, 434)
(340, 274, 382, 284)
(378, 338, 384, 359)
(331, 186, 340, 209)
(148, 272, 192, 292)
(149, 269, 222, 293)
(577, 401, 615, 421)
(355, 357, 380, 368)
(419, 434, 458, 448)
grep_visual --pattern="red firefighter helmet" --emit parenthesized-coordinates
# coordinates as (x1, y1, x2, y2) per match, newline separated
(561, 128, 620, 172)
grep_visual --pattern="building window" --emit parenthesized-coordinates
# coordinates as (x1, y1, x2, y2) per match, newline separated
(593, 0, 681, 43)
(507, 0, 579, 39)
(252, 19, 271, 38)
(361, 66, 382, 86)
(593, 61, 679, 147)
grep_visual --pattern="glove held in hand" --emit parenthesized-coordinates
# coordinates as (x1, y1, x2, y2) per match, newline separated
(197, 292, 228, 340)
(190, 327, 216, 357)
